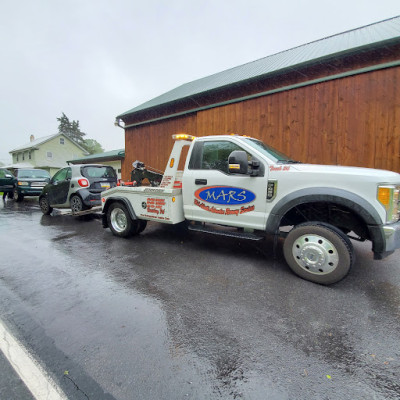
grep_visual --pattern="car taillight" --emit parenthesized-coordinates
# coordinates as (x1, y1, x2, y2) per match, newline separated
(78, 178, 89, 187)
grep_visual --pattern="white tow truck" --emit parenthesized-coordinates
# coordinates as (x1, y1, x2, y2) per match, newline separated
(101, 134, 400, 284)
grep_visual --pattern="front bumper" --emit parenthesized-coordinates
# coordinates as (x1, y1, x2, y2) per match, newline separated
(383, 220, 400, 253)
(18, 187, 44, 196)
(373, 220, 400, 260)
(1, 185, 14, 193)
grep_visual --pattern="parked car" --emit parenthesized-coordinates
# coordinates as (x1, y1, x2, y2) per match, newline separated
(39, 164, 117, 215)
(13, 168, 51, 202)
(0, 168, 16, 198)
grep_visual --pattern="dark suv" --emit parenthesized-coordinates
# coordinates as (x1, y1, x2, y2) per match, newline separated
(0, 168, 16, 198)
(13, 168, 51, 202)
(39, 164, 117, 214)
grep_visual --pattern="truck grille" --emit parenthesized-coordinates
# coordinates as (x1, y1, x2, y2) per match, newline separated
(31, 182, 47, 188)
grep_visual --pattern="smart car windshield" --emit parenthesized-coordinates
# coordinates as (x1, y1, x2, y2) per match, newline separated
(17, 169, 51, 179)
(242, 138, 300, 163)
(81, 166, 116, 179)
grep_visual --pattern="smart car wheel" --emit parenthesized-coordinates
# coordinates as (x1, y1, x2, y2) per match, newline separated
(70, 195, 85, 214)
(39, 197, 53, 215)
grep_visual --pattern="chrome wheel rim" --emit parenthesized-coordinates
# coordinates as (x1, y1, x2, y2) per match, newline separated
(110, 208, 127, 233)
(292, 234, 339, 275)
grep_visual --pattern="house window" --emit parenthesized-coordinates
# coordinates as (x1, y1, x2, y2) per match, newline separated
(46, 151, 53, 159)
(60, 138, 65, 145)
(29, 151, 32, 160)
(22, 153, 25, 161)
(16, 154, 19, 162)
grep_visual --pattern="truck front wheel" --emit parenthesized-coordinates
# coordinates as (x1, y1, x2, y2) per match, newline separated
(107, 202, 138, 238)
(283, 222, 354, 285)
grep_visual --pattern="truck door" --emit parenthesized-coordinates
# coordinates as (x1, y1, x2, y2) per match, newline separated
(182, 139, 268, 230)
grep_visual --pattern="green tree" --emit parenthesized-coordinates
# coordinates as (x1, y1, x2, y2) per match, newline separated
(57, 112, 86, 145)
(57, 113, 105, 154)
(83, 139, 104, 155)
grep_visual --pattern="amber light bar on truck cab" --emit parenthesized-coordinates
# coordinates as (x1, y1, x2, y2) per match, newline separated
(172, 134, 196, 141)
(229, 133, 252, 138)
(377, 185, 400, 223)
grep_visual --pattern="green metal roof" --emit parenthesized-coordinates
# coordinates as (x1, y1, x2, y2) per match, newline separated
(118, 16, 400, 120)
(67, 149, 125, 164)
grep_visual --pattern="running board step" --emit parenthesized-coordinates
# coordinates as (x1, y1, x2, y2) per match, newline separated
(188, 224, 264, 241)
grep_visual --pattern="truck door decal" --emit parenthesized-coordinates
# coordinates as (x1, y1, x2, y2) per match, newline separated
(195, 186, 256, 205)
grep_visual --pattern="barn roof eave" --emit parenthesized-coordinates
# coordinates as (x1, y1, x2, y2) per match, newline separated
(117, 16, 400, 123)
(120, 58, 400, 130)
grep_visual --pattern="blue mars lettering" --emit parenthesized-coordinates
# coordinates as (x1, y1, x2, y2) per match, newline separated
(205, 191, 218, 202)
(234, 191, 246, 202)
(196, 186, 255, 205)
(205, 189, 247, 203)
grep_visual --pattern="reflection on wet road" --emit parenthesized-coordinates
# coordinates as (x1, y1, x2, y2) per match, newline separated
(0, 198, 399, 399)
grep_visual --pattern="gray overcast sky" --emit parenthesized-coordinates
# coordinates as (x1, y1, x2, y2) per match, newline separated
(0, 0, 399, 164)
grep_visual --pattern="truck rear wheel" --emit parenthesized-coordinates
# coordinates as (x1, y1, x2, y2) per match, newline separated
(107, 202, 138, 238)
(283, 222, 354, 285)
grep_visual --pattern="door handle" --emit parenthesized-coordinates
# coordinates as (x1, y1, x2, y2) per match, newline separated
(195, 179, 207, 185)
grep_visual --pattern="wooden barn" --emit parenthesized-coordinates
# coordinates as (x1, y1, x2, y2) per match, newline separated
(116, 16, 400, 180)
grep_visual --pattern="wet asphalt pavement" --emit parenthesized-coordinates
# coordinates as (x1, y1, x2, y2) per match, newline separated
(0, 197, 399, 400)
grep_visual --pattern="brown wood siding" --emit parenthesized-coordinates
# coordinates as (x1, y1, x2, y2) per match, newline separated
(196, 66, 400, 171)
(122, 114, 196, 179)
(122, 65, 400, 180)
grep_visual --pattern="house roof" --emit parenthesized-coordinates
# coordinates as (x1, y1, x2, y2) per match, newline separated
(9, 133, 88, 154)
(118, 16, 400, 120)
(2, 162, 34, 170)
(67, 149, 125, 164)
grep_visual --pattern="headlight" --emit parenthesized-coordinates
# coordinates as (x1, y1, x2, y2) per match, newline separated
(17, 181, 29, 186)
(377, 185, 400, 223)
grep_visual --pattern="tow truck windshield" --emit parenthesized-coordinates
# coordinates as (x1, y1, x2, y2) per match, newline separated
(242, 138, 300, 163)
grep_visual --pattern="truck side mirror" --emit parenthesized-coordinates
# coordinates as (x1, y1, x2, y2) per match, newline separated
(228, 151, 248, 174)
(249, 159, 260, 176)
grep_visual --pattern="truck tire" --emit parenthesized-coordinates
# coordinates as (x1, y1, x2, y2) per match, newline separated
(283, 222, 354, 285)
(107, 202, 138, 238)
